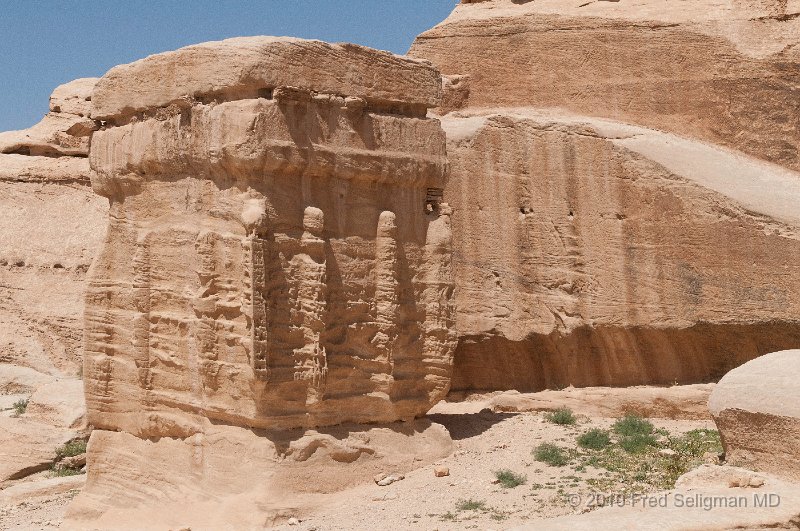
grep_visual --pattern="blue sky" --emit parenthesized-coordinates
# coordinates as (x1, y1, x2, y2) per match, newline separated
(0, 1, 457, 131)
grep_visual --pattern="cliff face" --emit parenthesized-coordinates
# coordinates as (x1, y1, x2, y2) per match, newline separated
(441, 110, 800, 391)
(410, 0, 800, 171)
(0, 79, 107, 378)
(407, 0, 800, 392)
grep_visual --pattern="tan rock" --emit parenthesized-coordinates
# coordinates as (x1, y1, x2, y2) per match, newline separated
(26, 378, 86, 429)
(0, 80, 108, 379)
(83, 36, 454, 435)
(0, 474, 85, 506)
(64, 420, 450, 529)
(66, 36, 456, 530)
(482, 384, 714, 420)
(434, 466, 450, 477)
(0, 364, 55, 395)
(0, 417, 76, 482)
(91, 36, 440, 121)
(0, 78, 98, 157)
(49, 77, 98, 116)
(411, 0, 800, 171)
(709, 349, 800, 482)
(439, 109, 800, 392)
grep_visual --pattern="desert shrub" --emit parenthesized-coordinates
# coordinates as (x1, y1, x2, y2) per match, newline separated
(11, 398, 28, 417)
(534, 443, 569, 466)
(494, 469, 527, 488)
(49, 465, 83, 478)
(669, 429, 721, 458)
(56, 439, 87, 459)
(612, 414, 654, 437)
(619, 433, 658, 454)
(546, 407, 577, 426)
(456, 499, 486, 511)
(577, 428, 611, 450)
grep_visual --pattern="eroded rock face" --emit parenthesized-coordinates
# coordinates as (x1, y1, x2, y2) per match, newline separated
(410, 0, 800, 171)
(440, 109, 800, 391)
(83, 36, 456, 435)
(0, 79, 107, 378)
(709, 349, 800, 482)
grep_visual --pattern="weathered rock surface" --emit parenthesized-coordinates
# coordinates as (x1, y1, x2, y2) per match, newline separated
(483, 384, 715, 420)
(709, 349, 800, 482)
(0, 417, 76, 483)
(0, 79, 108, 379)
(91, 36, 440, 122)
(0, 474, 85, 506)
(84, 36, 454, 435)
(26, 378, 86, 429)
(67, 36, 456, 529)
(410, 0, 800, 171)
(0, 365, 55, 395)
(64, 420, 451, 529)
(439, 109, 800, 392)
(0, 78, 98, 157)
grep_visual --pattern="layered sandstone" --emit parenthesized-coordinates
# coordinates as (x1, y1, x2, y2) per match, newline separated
(709, 349, 800, 482)
(440, 109, 800, 392)
(410, 0, 800, 171)
(63, 36, 458, 529)
(82, 36, 455, 435)
(0, 79, 107, 379)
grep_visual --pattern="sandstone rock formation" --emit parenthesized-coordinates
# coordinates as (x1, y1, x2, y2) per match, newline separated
(65, 36, 456, 529)
(0, 80, 100, 501)
(83, 36, 455, 434)
(437, 109, 800, 392)
(0, 78, 107, 378)
(410, 0, 800, 171)
(709, 349, 800, 482)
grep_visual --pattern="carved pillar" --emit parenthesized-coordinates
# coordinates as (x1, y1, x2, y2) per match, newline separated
(373, 211, 400, 383)
(421, 203, 457, 402)
(291, 206, 328, 405)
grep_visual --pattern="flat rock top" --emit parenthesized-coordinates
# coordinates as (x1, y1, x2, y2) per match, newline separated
(449, 0, 800, 24)
(709, 349, 800, 418)
(92, 36, 441, 120)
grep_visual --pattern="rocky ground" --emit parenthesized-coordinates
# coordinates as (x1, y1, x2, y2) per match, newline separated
(0, 386, 724, 530)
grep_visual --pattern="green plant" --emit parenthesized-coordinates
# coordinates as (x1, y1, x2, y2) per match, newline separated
(494, 469, 527, 488)
(619, 433, 658, 454)
(56, 439, 87, 459)
(613, 414, 654, 437)
(11, 398, 28, 417)
(456, 499, 486, 511)
(49, 465, 83, 478)
(534, 443, 569, 467)
(669, 429, 721, 458)
(577, 428, 611, 450)
(546, 407, 577, 426)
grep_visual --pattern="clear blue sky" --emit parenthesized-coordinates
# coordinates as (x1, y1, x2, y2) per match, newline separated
(0, 1, 457, 132)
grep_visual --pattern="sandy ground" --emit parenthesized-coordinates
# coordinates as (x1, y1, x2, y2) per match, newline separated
(0, 389, 717, 530)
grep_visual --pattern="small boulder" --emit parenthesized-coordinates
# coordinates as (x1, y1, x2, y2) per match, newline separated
(434, 466, 450, 477)
(709, 349, 800, 482)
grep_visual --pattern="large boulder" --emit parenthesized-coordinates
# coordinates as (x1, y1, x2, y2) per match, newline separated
(410, 0, 800, 171)
(709, 349, 800, 482)
(439, 109, 800, 392)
